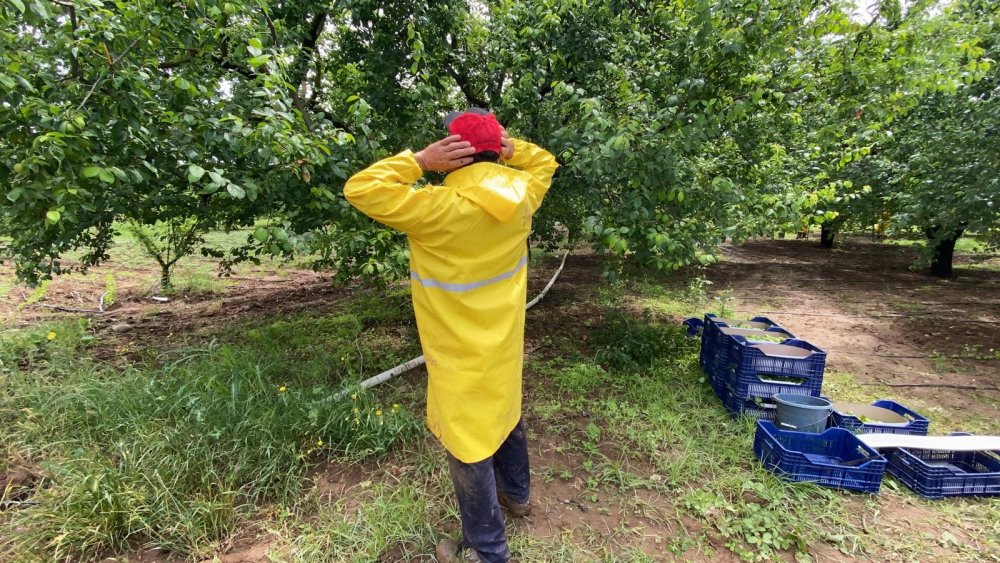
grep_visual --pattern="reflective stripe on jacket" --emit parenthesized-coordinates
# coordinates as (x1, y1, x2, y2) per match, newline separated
(343, 139, 558, 462)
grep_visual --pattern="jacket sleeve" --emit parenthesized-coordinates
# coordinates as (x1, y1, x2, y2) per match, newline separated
(342, 150, 449, 235)
(503, 139, 559, 212)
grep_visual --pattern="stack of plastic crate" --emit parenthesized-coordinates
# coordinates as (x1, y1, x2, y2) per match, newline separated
(697, 314, 827, 420)
(698, 314, 789, 398)
(722, 337, 827, 420)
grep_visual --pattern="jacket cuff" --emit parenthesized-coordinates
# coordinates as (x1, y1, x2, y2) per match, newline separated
(502, 139, 532, 168)
(394, 150, 425, 183)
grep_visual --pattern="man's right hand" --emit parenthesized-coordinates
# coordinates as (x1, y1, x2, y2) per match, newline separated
(415, 135, 477, 173)
(500, 128, 515, 160)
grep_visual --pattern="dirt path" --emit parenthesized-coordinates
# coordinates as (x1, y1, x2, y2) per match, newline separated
(709, 238, 999, 422)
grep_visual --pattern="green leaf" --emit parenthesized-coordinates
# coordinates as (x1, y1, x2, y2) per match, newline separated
(0, 74, 15, 90)
(248, 38, 263, 57)
(187, 164, 206, 183)
(9, 0, 25, 13)
(82, 166, 102, 178)
(248, 55, 271, 68)
(46, 209, 60, 223)
(227, 184, 246, 199)
(98, 170, 115, 184)
(29, 0, 48, 18)
(252, 227, 269, 243)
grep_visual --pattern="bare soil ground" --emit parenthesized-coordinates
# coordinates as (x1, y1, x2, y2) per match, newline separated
(711, 238, 999, 423)
(4, 237, 999, 562)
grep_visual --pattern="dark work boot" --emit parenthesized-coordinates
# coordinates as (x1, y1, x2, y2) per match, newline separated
(497, 491, 531, 518)
(435, 539, 486, 562)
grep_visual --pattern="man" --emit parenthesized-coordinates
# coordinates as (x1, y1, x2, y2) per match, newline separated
(343, 109, 557, 562)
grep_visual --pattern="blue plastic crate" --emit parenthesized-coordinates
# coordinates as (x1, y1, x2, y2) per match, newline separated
(724, 390, 778, 421)
(726, 338, 825, 399)
(702, 324, 794, 391)
(725, 390, 831, 422)
(699, 315, 791, 398)
(831, 400, 930, 436)
(711, 327, 796, 374)
(703, 313, 784, 330)
(886, 448, 1000, 499)
(754, 420, 886, 493)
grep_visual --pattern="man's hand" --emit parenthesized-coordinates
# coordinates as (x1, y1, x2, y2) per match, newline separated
(414, 135, 476, 173)
(500, 128, 515, 160)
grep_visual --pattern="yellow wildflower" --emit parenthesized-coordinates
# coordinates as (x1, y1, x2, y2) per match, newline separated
(46, 331, 57, 340)
(316, 439, 324, 446)
(392, 403, 400, 410)
(375, 409, 383, 417)
(352, 407, 359, 414)
(351, 393, 357, 401)
(278, 386, 287, 393)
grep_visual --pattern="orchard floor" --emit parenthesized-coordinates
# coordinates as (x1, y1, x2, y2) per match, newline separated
(1, 237, 998, 562)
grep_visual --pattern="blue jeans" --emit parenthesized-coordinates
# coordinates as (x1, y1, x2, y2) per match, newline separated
(446, 419, 530, 563)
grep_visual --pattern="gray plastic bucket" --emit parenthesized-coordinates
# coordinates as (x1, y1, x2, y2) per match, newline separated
(774, 394, 831, 433)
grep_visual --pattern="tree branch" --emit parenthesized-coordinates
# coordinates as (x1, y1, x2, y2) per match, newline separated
(76, 37, 142, 111)
(288, 12, 329, 132)
(212, 34, 259, 79)
(159, 48, 199, 69)
(260, 1, 279, 45)
(67, 3, 80, 78)
(445, 64, 490, 108)
(444, 33, 490, 108)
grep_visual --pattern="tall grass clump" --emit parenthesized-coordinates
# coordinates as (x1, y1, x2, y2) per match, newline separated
(0, 309, 421, 561)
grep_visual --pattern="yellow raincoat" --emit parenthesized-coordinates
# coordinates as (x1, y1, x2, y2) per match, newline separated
(344, 139, 558, 463)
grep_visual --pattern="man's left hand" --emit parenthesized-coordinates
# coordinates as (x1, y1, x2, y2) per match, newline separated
(415, 135, 477, 173)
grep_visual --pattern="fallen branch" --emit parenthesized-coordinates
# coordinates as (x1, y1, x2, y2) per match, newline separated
(0, 500, 40, 509)
(863, 382, 999, 391)
(731, 309, 1000, 324)
(32, 291, 109, 314)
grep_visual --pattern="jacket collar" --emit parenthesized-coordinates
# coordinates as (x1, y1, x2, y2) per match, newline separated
(443, 163, 528, 223)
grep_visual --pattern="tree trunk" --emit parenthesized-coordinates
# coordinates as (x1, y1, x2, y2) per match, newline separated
(927, 227, 963, 278)
(159, 263, 173, 292)
(820, 224, 835, 249)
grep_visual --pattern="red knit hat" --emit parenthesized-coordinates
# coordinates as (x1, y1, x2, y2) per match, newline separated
(445, 109, 503, 155)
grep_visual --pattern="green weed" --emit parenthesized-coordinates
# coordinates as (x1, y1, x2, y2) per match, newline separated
(0, 319, 91, 375)
(19, 279, 50, 308)
(591, 308, 694, 371)
(102, 272, 118, 308)
(0, 275, 12, 300)
(166, 267, 230, 296)
(270, 482, 434, 562)
(629, 274, 712, 319)
(553, 362, 611, 394)
(0, 301, 422, 560)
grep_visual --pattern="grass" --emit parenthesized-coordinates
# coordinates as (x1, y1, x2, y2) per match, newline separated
(0, 291, 422, 561)
(2, 260, 998, 561)
(885, 236, 996, 254)
(269, 482, 438, 561)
